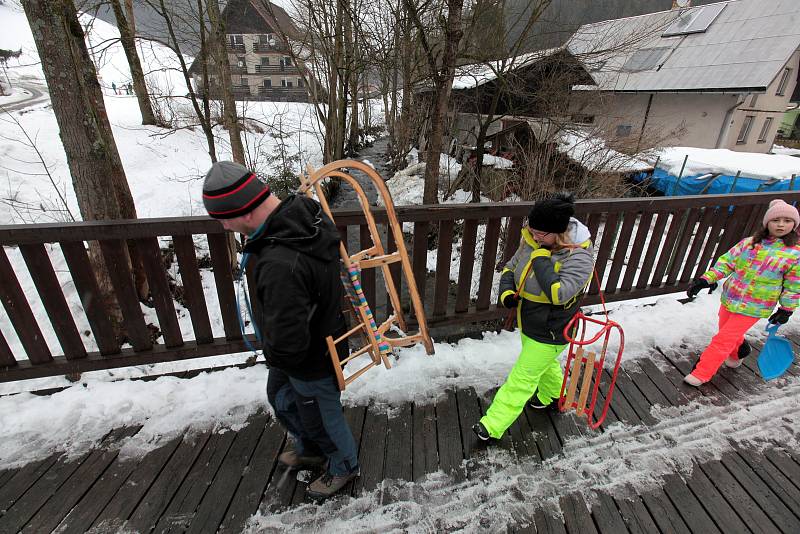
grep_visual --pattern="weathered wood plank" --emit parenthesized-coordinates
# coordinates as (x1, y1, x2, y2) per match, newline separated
(353, 406, 389, 494)
(604, 210, 638, 294)
(218, 422, 285, 533)
(383, 404, 413, 483)
(136, 237, 183, 348)
(620, 211, 653, 292)
(590, 212, 620, 295)
(412, 404, 438, 481)
(590, 492, 628, 533)
(0, 454, 60, 519)
(639, 488, 692, 534)
(455, 388, 484, 462)
(411, 221, 430, 307)
(126, 431, 213, 533)
(359, 224, 377, 307)
(559, 492, 598, 534)
(206, 233, 241, 340)
(684, 461, 750, 534)
(0, 246, 52, 364)
(666, 207, 702, 286)
(19, 243, 87, 360)
(436, 390, 464, 478)
(661, 473, 721, 534)
(186, 413, 268, 533)
(635, 211, 670, 289)
(59, 241, 120, 355)
(476, 217, 501, 310)
(172, 235, 213, 344)
(454, 219, 478, 313)
(433, 219, 454, 317)
(614, 496, 660, 534)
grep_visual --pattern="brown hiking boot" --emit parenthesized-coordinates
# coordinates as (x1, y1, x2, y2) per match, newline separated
(306, 470, 359, 501)
(278, 450, 326, 470)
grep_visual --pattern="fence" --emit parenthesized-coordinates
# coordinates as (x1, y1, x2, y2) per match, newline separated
(1, 191, 797, 382)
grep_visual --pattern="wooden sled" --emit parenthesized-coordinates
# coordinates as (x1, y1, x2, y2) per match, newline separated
(297, 160, 434, 390)
(557, 281, 624, 429)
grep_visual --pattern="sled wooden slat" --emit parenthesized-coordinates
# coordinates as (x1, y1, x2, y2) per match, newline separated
(19, 243, 87, 360)
(563, 347, 584, 408)
(678, 206, 716, 283)
(98, 239, 152, 352)
(59, 241, 121, 355)
(207, 232, 241, 341)
(411, 221, 429, 306)
(0, 246, 52, 364)
(136, 237, 183, 348)
(590, 211, 620, 295)
(604, 210, 638, 294)
(666, 207, 703, 286)
(359, 225, 377, 308)
(455, 218, 479, 313)
(476, 217, 501, 311)
(433, 219, 454, 317)
(620, 211, 654, 292)
(172, 235, 213, 344)
(576, 351, 596, 416)
(650, 208, 688, 287)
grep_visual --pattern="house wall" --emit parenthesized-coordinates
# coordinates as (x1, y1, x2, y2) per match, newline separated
(228, 34, 305, 95)
(724, 50, 800, 152)
(571, 50, 800, 154)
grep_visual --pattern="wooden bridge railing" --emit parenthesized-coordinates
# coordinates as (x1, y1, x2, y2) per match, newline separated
(1, 191, 797, 382)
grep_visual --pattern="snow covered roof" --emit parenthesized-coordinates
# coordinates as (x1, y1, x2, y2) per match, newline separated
(450, 47, 564, 91)
(557, 132, 653, 173)
(567, 0, 800, 93)
(652, 146, 800, 180)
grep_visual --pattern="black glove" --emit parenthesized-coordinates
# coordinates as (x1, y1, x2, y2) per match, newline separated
(769, 308, 793, 325)
(502, 293, 520, 309)
(687, 278, 717, 299)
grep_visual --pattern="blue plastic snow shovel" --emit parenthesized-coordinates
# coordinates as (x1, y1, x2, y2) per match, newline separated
(757, 324, 795, 380)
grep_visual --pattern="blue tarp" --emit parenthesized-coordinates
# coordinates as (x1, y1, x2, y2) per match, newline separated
(634, 168, 799, 196)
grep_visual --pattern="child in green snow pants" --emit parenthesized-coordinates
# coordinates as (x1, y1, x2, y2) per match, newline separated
(480, 334, 566, 438)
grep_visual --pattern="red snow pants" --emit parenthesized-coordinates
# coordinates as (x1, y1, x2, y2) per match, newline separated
(692, 305, 759, 382)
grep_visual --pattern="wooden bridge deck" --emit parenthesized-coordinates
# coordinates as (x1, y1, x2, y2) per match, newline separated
(2, 334, 800, 533)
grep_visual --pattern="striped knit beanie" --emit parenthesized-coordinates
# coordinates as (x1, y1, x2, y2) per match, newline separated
(202, 161, 270, 219)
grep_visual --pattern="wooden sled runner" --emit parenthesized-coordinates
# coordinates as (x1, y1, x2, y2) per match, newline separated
(557, 275, 624, 429)
(297, 160, 434, 390)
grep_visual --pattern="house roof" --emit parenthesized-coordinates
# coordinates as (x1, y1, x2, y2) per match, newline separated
(451, 47, 564, 90)
(567, 0, 800, 93)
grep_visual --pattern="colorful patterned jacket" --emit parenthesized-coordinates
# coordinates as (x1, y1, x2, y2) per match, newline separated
(701, 236, 800, 318)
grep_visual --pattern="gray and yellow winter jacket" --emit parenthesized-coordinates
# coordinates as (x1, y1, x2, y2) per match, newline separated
(499, 218, 595, 345)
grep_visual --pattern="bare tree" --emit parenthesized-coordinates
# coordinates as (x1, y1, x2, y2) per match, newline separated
(404, 0, 464, 204)
(206, 0, 246, 163)
(109, 0, 159, 124)
(21, 0, 149, 333)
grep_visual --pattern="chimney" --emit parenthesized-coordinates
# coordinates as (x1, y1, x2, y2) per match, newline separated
(672, 0, 692, 8)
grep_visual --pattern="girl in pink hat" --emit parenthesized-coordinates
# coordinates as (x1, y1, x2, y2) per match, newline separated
(684, 199, 800, 386)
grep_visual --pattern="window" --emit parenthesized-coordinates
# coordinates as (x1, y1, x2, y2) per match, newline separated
(297, 78, 304, 87)
(229, 34, 243, 45)
(776, 68, 792, 96)
(662, 4, 726, 37)
(571, 113, 595, 124)
(263, 79, 272, 87)
(757, 117, 774, 143)
(281, 78, 287, 87)
(615, 124, 632, 137)
(622, 48, 669, 72)
(737, 115, 755, 144)
(749, 93, 759, 108)
(261, 57, 270, 65)
(287, 80, 293, 88)
(240, 77, 248, 86)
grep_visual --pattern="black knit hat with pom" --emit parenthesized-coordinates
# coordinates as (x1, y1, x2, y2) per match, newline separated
(528, 192, 575, 234)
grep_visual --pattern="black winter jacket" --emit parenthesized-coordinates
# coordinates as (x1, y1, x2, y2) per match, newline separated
(243, 194, 347, 381)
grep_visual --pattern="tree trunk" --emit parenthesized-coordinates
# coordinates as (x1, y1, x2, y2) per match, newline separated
(421, 0, 463, 205)
(110, 0, 157, 125)
(21, 0, 148, 334)
(206, 0, 245, 164)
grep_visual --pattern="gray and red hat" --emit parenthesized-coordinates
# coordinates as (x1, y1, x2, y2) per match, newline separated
(202, 161, 270, 219)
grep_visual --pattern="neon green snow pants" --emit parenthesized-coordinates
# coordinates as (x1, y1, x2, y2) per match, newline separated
(480, 333, 567, 439)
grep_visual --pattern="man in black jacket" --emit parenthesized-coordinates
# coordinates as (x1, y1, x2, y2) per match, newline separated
(202, 161, 358, 500)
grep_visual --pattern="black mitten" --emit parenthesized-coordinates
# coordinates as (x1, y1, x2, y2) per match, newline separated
(768, 308, 793, 325)
(502, 293, 520, 309)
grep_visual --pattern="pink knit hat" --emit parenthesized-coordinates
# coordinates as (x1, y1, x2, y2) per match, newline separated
(763, 199, 800, 229)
